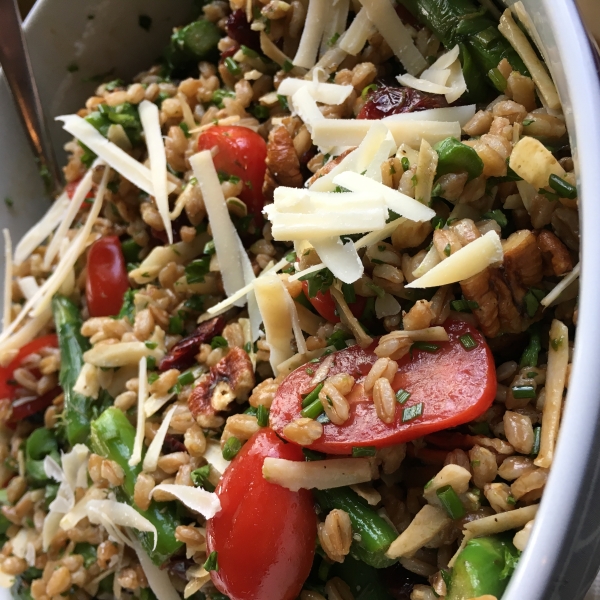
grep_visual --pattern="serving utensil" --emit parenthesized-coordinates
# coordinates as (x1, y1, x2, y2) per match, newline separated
(0, 0, 62, 197)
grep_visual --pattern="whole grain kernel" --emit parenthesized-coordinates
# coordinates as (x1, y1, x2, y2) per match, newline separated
(184, 423, 207, 458)
(372, 378, 396, 424)
(46, 566, 72, 596)
(318, 509, 352, 563)
(282, 418, 323, 446)
(133, 473, 155, 511)
(319, 382, 350, 425)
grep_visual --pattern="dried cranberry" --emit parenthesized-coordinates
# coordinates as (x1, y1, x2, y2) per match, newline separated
(159, 316, 226, 372)
(226, 9, 261, 53)
(357, 84, 447, 120)
(162, 434, 187, 454)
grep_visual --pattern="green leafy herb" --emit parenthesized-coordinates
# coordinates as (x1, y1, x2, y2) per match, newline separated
(298, 268, 334, 298)
(301, 383, 324, 408)
(366, 282, 385, 299)
(361, 83, 377, 99)
(522, 118, 535, 126)
(328, 32, 341, 46)
(341, 282, 356, 304)
(224, 57, 242, 76)
(549, 173, 577, 199)
(212, 88, 236, 108)
(145, 341, 157, 350)
(401, 157, 410, 171)
(117, 289, 136, 321)
(168, 315, 184, 335)
(282, 59, 294, 73)
(327, 330, 351, 350)
(450, 298, 479, 313)
(551, 336, 564, 351)
(203, 550, 219, 572)
(257, 405, 269, 427)
(459, 333, 478, 351)
(222, 437, 242, 461)
(436, 484, 466, 519)
(250, 104, 270, 120)
(146, 356, 157, 371)
(482, 209, 508, 228)
(210, 336, 228, 349)
(179, 122, 191, 138)
(443, 243, 451, 257)
(191, 465, 215, 492)
(277, 94, 289, 111)
(185, 256, 211, 284)
(431, 215, 446, 230)
(520, 324, 541, 367)
(402, 403, 424, 423)
(184, 295, 204, 313)
(395, 389, 411, 405)
(203, 239, 216, 255)
(487, 67, 507, 92)
(352, 446, 376, 457)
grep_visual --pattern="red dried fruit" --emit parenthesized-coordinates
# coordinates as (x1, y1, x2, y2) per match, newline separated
(225, 9, 261, 53)
(357, 84, 448, 120)
(159, 316, 226, 372)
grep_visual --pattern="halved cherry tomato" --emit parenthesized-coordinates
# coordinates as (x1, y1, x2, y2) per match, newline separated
(86, 236, 129, 317)
(0, 334, 58, 400)
(206, 429, 316, 600)
(197, 126, 267, 223)
(65, 179, 95, 207)
(301, 280, 366, 324)
(270, 319, 496, 454)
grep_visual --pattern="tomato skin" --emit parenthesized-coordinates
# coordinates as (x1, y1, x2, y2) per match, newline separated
(301, 281, 366, 323)
(65, 179, 95, 205)
(206, 429, 316, 600)
(0, 334, 58, 400)
(197, 126, 267, 223)
(270, 319, 496, 454)
(86, 236, 129, 318)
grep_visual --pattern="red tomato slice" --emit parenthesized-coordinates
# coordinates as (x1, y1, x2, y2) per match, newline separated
(270, 319, 496, 454)
(0, 334, 58, 400)
(206, 429, 316, 600)
(301, 281, 366, 324)
(197, 126, 267, 224)
(65, 179, 95, 206)
(86, 236, 129, 318)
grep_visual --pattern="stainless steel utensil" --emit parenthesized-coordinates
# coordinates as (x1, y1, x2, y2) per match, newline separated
(0, 0, 62, 196)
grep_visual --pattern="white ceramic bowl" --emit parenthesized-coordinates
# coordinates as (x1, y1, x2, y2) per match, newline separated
(1, 1, 599, 599)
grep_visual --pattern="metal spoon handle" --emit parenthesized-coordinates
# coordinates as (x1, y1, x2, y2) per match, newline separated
(0, 0, 62, 196)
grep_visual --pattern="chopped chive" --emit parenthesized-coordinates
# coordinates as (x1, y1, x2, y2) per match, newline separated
(341, 282, 356, 304)
(241, 45, 259, 58)
(450, 298, 479, 313)
(366, 282, 385, 299)
(257, 405, 269, 427)
(328, 32, 340, 46)
(352, 446, 376, 457)
(327, 330, 351, 351)
(203, 550, 219, 572)
(168, 315, 184, 335)
(146, 356, 156, 371)
(224, 57, 242, 76)
(459, 334, 478, 351)
(443, 243, 451, 257)
(303, 448, 326, 461)
(523, 290, 540, 318)
(411, 341, 440, 353)
(506, 494, 517, 505)
(203, 239, 216, 255)
(488, 67, 507, 92)
(210, 336, 228, 349)
(222, 437, 242, 460)
(402, 402, 423, 423)
(395, 389, 411, 405)
(361, 83, 377, 99)
(144, 341, 157, 350)
(251, 104, 270, 120)
(551, 336, 564, 351)
(184, 295, 204, 312)
(178, 371, 195, 386)
(548, 173, 577, 199)
(470, 460, 480, 467)
(148, 372, 159, 385)
(301, 398, 324, 419)
(431, 215, 446, 230)
(302, 383, 324, 408)
(522, 118, 535, 126)
(520, 324, 541, 368)
(530, 426, 541, 457)
(436, 485, 466, 519)
(511, 385, 536, 399)
(282, 59, 294, 73)
(179, 122, 191, 138)
(277, 94, 289, 111)
(431, 182, 442, 197)
(401, 157, 410, 171)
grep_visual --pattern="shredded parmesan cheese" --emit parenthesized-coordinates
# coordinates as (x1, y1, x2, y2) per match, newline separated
(407, 231, 504, 288)
(254, 275, 296, 373)
(2, 230, 12, 333)
(541, 263, 580, 307)
(143, 405, 177, 472)
(43, 165, 98, 269)
(293, 0, 329, 68)
(311, 236, 363, 284)
(14, 192, 69, 265)
(290, 87, 324, 133)
(262, 457, 373, 490)
(57, 115, 176, 197)
(332, 171, 435, 222)
(139, 100, 173, 243)
(129, 357, 148, 467)
(509, 136, 566, 190)
(150, 484, 221, 518)
(535, 319, 569, 468)
(190, 151, 246, 303)
(414, 139, 438, 206)
(311, 119, 461, 149)
(383, 105, 476, 127)
(320, 0, 349, 57)
(278, 78, 353, 105)
(83, 338, 164, 368)
(498, 9, 561, 110)
(260, 32, 301, 73)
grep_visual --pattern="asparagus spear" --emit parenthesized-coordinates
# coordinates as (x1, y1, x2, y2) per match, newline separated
(90, 408, 183, 564)
(52, 296, 95, 445)
(399, 0, 529, 97)
(314, 487, 398, 569)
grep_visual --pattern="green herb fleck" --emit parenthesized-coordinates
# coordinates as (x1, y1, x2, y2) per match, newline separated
(402, 402, 424, 423)
(395, 389, 411, 404)
(203, 551, 219, 572)
(222, 437, 242, 461)
(352, 446, 376, 457)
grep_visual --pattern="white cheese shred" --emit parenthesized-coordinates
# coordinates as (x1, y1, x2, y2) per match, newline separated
(541, 263, 580, 307)
(2, 230, 12, 334)
(150, 484, 221, 519)
(358, 0, 427, 75)
(143, 405, 177, 473)
(290, 88, 324, 133)
(293, 0, 329, 69)
(339, 7, 376, 55)
(277, 78, 353, 105)
(407, 231, 504, 288)
(320, 0, 349, 57)
(57, 115, 176, 197)
(139, 100, 173, 244)
(13, 192, 69, 265)
(189, 151, 246, 303)
(43, 162, 99, 270)
(129, 357, 148, 467)
(311, 236, 363, 284)
(254, 275, 296, 373)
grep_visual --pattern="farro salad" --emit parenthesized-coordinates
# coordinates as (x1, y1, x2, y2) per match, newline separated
(0, 0, 580, 599)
